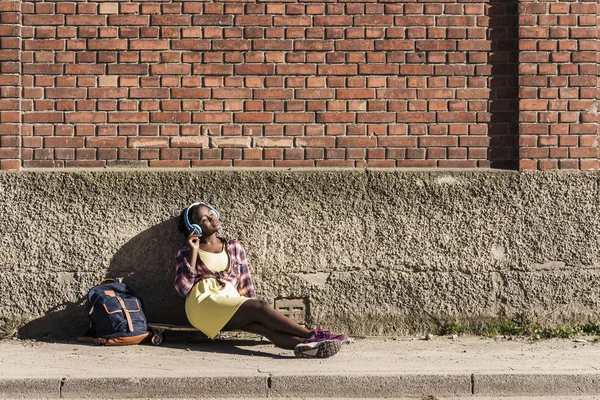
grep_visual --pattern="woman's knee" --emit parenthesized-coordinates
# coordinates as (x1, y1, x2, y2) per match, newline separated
(246, 299, 271, 313)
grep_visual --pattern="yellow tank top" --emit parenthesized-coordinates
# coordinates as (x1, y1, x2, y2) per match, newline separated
(198, 246, 228, 272)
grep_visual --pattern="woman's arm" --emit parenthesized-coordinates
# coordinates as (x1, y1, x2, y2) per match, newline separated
(174, 244, 199, 297)
(233, 241, 256, 299)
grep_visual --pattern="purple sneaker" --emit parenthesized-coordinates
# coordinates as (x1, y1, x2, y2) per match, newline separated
(293, 328, 349, 358)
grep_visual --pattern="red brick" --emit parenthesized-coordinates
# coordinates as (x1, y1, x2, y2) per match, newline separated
(129, 138, 169, 148)
(66, 16, 106, 26)
(192, 16, 233, 26)
(276, 65, 317, 75)
(235, 64, 274, 75)
(212, 89, 251, 99)
(107, 113, 148, 123)
(253, 40, 293, 51)
(105, 15, 147, 26)
(374, 40, 414, 51)
(151, 112, 191, 123)
(359, 64, 399, 75)
(23, 15, 65, 26)
(395, 16, 434, 26)
(22, 112, 62, 123)
(193, 113, 232, 123)
(87, 137, 127, 148)
(335, 40, 374, 51)
(45, 88, 86, 99)
(211, 137, 251, 148)
(168, 40, 209, 51)
(314, 16, 352, 26)
(193, 65, 233, 76)
(212, 39, 251, 50)
(0, 159, 20, 170)
(377, 89, 416, 99)
(294, 137, 334, 148)
(253, 89, 293, 100)
(130, 89, 169, 99)
(254, 137, 293, 148)
(130, 40, 169, 50)
(318, 65, 358, 76)
(316, 113, 355, 123)
(234, 113, 273, 123)
(397, 113, 435, 123)
(45, 137, 84, 148)
(399, 65, 433, 75)
(276, 113, 315, 123)
(65, 112, 106, 123)
(274, 16, 311, 26)
(171, 137, 209, 148)
(296, 89, 335, 99)
(87, 39, 128, 50)
(151, 15, 191, 26)
(274, 160, 315, 167)
(338, 137, 377, 148)
(378, 137, 418, 147)
(169, 89, 210, 99)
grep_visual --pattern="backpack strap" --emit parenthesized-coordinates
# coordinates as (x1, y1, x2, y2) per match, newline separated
(116, 296, 134, 332)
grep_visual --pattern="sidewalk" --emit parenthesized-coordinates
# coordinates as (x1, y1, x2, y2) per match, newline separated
(1, 334, 600, 398)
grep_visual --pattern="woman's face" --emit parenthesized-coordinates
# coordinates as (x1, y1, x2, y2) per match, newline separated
(192, 205, 221, 235)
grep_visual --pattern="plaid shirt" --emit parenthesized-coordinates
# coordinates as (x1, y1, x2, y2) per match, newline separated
(174, 235, 256, 299)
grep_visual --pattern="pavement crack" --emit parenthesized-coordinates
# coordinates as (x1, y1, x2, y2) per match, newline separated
(471, 373, 475, 395)
(59, 377, 66, 398)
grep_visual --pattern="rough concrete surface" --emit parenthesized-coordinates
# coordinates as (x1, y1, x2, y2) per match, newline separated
(1, 170, 600, 337)
(268, 374, 471, 398)
(61, 377, 268, 399)
(1, 336, 600, 398)
(474, 374, 600, 396)
(0, 378, 59, 399)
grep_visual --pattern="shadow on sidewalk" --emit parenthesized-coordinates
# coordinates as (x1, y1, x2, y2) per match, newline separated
(149, 339, 295, 359)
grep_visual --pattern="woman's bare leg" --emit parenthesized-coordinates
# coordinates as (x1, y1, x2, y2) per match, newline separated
(231, 322, 305, 350)
(222, 299, 312, 338)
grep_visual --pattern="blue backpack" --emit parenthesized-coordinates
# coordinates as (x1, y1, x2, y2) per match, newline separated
(78, 279, 150, 345)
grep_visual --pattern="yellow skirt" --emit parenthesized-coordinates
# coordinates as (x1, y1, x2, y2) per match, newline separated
(185, 278, 248, 339)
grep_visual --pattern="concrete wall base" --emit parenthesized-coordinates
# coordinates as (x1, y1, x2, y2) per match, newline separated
(1, 170, 599, 338)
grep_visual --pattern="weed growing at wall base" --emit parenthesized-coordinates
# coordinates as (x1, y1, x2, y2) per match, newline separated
(440, 316, 600, 340)
(0, 317, 27, 339)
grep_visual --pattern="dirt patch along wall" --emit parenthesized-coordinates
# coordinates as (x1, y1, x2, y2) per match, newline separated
(1, 170, 600, 338)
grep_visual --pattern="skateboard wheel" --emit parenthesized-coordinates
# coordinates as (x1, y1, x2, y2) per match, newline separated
(151, 333, 163, 346)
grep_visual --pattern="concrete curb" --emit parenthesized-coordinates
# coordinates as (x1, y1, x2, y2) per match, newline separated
(269, 374, 472, 397)
(61, 377, 267, 399)
(0, 378, 61, 399)
(473, 373, 600, 396)
(3, 374, 600, 398)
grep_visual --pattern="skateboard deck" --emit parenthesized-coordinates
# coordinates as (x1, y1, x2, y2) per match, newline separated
(147, 323, 201, 346)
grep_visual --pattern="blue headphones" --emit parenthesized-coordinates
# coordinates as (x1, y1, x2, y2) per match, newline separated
(184, 202, 221, 236)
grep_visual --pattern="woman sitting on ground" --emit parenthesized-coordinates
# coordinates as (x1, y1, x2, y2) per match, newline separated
(174, 201, 348, 358)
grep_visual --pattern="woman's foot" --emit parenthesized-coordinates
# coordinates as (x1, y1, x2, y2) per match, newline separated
(293, 328, 348, 358)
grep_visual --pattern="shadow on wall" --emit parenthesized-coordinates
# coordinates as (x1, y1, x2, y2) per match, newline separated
(17, 297, 88, 340)
(488, 0, 519, 169)
(19, 216, 187, 340)
(107, 216, 188, 326)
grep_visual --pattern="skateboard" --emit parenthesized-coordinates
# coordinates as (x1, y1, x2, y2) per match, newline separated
(147, 323, 201, 346)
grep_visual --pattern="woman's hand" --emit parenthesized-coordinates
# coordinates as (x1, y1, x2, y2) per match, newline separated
(187, 233, 201, 253)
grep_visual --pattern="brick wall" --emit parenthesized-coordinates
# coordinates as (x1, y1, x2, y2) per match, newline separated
(0, 0, 597, 170)
(518, 0, 600, 170)
(0, 1, 20, 170)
